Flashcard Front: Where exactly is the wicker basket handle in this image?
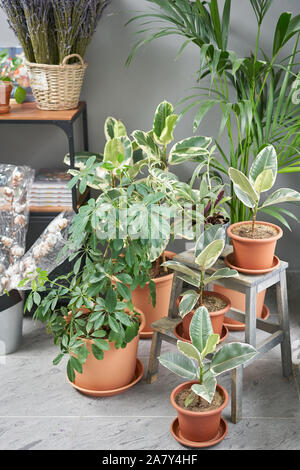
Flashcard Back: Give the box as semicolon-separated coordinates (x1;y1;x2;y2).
61;54;85;66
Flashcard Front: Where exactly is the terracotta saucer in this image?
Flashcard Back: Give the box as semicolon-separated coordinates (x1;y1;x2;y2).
225;252;280;275
224;304;270;331
67;358;144;397
174;322;228;344
140;331;153;339
171;417;228;448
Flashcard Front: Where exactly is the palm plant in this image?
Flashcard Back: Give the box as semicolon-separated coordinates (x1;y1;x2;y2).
127;0;300;225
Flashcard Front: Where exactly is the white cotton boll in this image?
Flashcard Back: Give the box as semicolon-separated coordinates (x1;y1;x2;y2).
11;246;25;258
3;187;14;199
58;218;68;230
11;170;24;186
45;233;58;246
15;214;26;226
0;263;5;273
14;203;27;214
23;257;36;270
9;274;21;290
1;236;13;248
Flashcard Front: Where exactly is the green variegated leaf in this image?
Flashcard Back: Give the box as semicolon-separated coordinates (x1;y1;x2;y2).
195;224;226;256
189;307;213;353
228;167;258;208
176;273;201;288
103;138;125;166
250;145;277;188
153;101;174;141
104;117;127;140
204;268;238;286
179;290;200;318
132;130;160;159
211;342;257;375
149;237;169;262
169;136;212;165
64;152;103;169
159;114;178;145
191;373;217;403
161;261;201;283
260;188;300;209
195;239;224;269
158;351;197;380
177;340;203;366
254;169;274;194
201;334;220;358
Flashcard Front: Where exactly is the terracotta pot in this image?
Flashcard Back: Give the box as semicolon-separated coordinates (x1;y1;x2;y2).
213;285;266;318
131;251;175;338
0;81;13;114
71;308;145;392
227;221;283;271
177;291;231;339
170;381;229;442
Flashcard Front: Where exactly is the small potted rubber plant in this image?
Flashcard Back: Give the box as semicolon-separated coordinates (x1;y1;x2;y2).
0;49;26;114
228;145;300;271
162;224;238;340
159;306;257;446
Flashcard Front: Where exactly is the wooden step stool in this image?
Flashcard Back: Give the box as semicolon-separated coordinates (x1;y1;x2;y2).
146;247;293;423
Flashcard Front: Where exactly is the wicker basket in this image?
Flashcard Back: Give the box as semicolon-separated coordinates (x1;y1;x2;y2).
25;54;88;111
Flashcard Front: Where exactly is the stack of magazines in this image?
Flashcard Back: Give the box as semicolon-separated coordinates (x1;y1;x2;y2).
29;170;73;212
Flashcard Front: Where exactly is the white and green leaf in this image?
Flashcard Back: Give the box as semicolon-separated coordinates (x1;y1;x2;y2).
191;373;217;404
228;167;259;208
158;351;197;380
189;306;214;353
179;290;200;318
195;239;224;269
211;342;257;375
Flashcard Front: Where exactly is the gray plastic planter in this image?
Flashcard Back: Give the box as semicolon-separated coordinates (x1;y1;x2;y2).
0;290;24;355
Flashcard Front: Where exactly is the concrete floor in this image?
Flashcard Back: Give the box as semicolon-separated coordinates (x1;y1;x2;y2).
0;289;300;450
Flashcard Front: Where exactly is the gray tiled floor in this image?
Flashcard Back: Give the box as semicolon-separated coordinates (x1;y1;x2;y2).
0;289;300;450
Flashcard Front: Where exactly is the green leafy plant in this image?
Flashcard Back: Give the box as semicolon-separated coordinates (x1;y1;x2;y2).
132;100;213;170
228;145;300;234
162;224;237;318
127;1;300;224
0;49;27;103
159;306;257;404
22;267;142;383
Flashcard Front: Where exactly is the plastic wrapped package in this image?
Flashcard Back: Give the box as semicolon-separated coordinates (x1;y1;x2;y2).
0;165;35;272
0;210;75;294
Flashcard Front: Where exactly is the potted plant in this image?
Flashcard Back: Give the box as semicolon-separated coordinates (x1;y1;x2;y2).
67;101;215;338
159;306;257;447
162;224;237;340
0;49;27;113
227;145;300;272
0;0;111;110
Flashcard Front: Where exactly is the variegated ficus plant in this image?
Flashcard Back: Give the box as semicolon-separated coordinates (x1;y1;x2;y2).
159;306;257;405
162;224;237;319
229;145;300;234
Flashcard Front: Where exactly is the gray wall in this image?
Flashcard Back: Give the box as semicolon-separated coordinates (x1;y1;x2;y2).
0;0;299;268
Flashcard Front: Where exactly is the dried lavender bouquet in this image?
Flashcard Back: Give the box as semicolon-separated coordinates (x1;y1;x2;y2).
0;0;111;65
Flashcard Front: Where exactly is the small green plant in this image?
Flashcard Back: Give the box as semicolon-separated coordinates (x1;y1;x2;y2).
159;306;257;405
162;224;237;318
228;145;300;235
0;49;26;103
